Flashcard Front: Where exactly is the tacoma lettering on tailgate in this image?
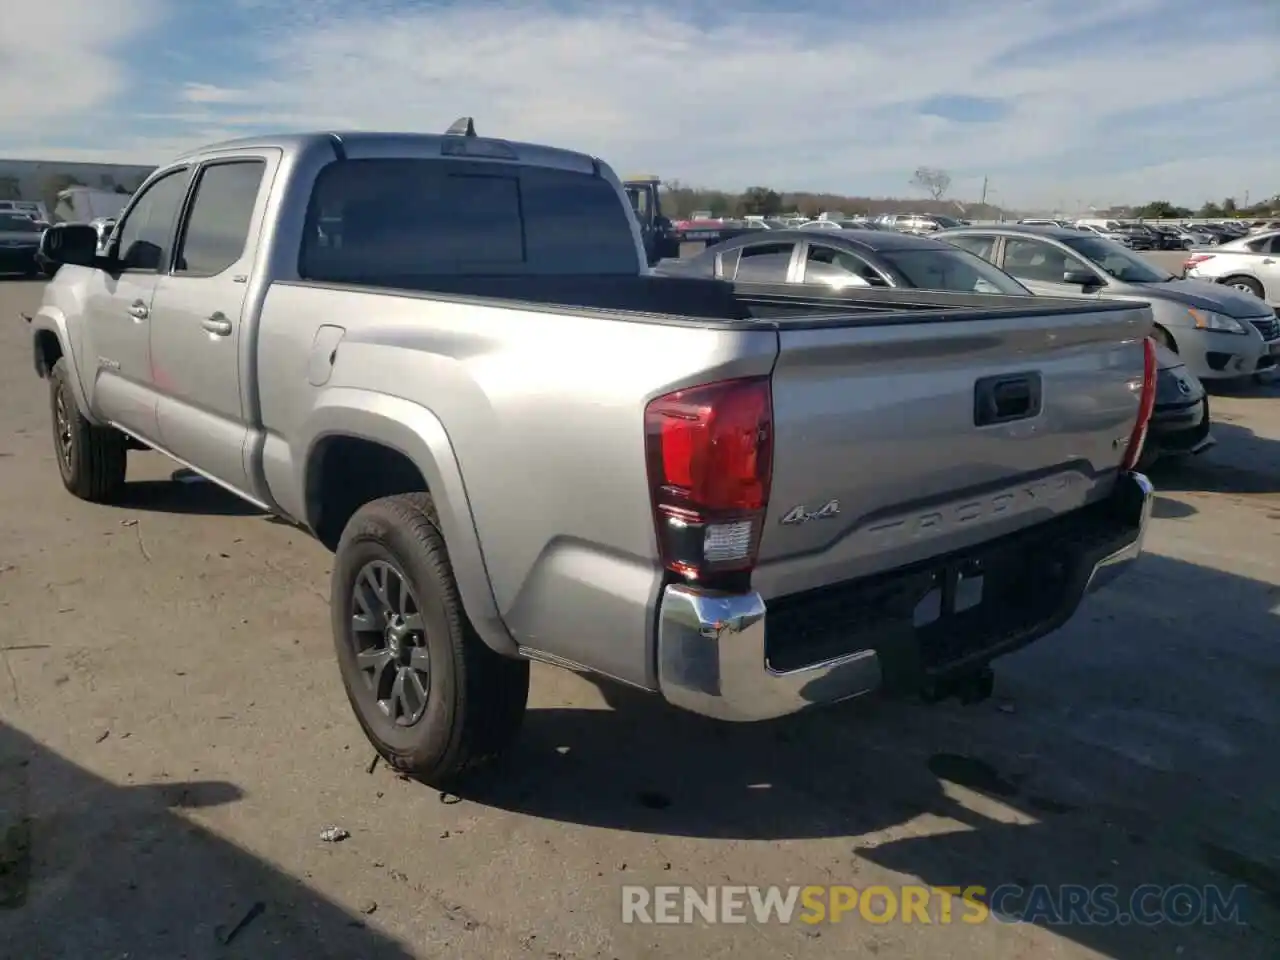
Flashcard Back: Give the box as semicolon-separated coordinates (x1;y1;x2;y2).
861;474;1082;552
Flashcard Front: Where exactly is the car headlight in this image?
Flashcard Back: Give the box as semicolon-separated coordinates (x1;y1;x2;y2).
1187;307;1248;334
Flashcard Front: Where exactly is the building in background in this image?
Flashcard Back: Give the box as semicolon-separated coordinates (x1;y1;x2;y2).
0;159;156;220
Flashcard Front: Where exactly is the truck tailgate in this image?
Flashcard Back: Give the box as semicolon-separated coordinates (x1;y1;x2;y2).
753;301;1152;601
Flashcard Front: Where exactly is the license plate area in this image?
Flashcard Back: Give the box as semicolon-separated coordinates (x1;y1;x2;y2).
912;560;986;627
763;496;1133;679
911;541;1072;673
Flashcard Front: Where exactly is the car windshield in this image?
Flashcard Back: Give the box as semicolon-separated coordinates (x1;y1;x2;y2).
1061;235;1174;282
878;247;1031;295
930;215;961;228
0;214;39;233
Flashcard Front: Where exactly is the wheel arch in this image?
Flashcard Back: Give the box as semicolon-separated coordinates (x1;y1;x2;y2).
31;310;102;424
300;391;517;657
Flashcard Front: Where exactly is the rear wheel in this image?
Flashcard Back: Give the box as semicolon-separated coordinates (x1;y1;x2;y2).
1223;275;1264;299
49;358;128;502
331;492;529;786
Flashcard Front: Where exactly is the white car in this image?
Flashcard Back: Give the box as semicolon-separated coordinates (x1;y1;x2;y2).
1183;229;1280;309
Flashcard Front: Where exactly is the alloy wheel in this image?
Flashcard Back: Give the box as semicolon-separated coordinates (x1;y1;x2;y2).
350;560;431;726
54;386;73;471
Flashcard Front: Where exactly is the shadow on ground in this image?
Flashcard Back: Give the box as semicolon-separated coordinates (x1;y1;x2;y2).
1151;495;1197;519
1149;421;1280;496
110;469;264;517
456;553;1280;959
0;723;413;959
1205;373;1279;400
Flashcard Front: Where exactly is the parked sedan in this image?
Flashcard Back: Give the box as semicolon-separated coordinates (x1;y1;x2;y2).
1182;229;1280;309
937;224;1280;381
1142;343;1215;469
0;213;42;276
650;228;1033;294
1170;226;1217;249
1076;223;1136;247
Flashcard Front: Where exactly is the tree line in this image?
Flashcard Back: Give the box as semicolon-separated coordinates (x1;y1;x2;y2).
659;181;1005;221
1128;196;1280;220
657;162;1278;222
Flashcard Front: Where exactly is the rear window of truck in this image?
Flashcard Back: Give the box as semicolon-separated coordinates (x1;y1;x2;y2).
298;158;641;282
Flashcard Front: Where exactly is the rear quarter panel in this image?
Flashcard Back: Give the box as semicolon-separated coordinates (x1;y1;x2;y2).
255;283;778;688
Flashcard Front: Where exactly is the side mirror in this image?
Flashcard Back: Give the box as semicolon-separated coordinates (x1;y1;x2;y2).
1063;268;1100;286
38;223;101;268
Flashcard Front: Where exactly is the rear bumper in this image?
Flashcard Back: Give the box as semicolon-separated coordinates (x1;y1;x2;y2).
1148;396;1215;458
656;471;1154;722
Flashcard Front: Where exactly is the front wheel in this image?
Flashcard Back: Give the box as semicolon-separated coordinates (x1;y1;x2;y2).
1223;275;1264;299
331;493;529;786
49;358;128;502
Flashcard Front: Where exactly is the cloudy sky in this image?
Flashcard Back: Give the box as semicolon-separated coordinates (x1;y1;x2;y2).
1;0;1276;207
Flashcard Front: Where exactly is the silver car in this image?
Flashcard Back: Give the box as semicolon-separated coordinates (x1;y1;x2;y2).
1182;229;1280;309
938;224;1280;381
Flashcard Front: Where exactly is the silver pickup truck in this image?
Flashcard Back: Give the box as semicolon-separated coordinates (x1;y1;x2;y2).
29;123;1157;785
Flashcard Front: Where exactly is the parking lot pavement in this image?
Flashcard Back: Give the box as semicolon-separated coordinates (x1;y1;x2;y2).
2;277;1279;959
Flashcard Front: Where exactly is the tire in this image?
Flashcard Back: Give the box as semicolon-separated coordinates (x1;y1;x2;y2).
1222;275;1264;299
49;358;128;502
331;492;529;785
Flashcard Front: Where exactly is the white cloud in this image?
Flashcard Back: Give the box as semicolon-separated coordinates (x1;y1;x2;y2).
0;0;159;131
180;82;247;104
1;0;1276;208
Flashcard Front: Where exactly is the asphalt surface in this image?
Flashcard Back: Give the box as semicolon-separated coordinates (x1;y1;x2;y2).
1;276;1278;960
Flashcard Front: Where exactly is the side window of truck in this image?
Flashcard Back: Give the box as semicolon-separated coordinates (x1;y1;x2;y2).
113;170;190;273
174;160;266;277
733;242;795;282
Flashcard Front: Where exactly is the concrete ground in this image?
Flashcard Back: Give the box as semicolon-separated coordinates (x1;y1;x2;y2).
1;276;1278;960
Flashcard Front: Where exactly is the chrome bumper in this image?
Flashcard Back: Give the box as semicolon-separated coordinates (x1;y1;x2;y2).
656;471;1154;722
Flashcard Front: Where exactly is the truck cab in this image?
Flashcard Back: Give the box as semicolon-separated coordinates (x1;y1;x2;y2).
623;175;677;265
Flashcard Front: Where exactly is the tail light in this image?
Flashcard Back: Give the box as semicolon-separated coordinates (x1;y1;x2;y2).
1119;337;1158;472
1183;253;1214;269
644;376;773;581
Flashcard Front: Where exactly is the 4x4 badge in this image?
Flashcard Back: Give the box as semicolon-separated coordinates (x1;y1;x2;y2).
780;500;840;525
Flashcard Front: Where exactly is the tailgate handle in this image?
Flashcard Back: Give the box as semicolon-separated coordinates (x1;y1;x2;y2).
974;373;1041;426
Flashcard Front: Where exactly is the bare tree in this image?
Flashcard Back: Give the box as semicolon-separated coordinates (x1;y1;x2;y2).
910;166;951;201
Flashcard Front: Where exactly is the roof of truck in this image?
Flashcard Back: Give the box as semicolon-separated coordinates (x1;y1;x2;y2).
169;131;601;175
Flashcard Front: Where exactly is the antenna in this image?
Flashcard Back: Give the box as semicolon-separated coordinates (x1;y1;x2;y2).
445;117;476;137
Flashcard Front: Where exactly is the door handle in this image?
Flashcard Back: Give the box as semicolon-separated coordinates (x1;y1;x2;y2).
201;313;233;336
128;302;148;320
974;372;1042;426
1263;258;1276;264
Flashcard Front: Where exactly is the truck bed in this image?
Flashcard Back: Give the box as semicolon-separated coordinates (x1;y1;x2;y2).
288;272;1134;328
260;274;1151;658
